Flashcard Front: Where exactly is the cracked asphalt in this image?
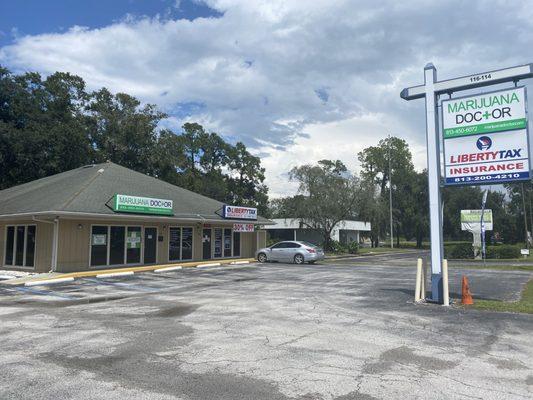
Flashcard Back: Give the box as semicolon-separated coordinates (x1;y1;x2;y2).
0;255;532;399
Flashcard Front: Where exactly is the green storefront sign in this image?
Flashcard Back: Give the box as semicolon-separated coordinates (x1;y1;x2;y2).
113;194;173;215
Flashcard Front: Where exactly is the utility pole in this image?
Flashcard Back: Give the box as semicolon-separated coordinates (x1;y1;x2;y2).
388;134;393;249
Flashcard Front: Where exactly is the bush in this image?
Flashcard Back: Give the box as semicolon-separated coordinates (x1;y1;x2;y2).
346;241;359;254
329;240;347;254
444;243;474;259
486;244;521;259
445;243;522;259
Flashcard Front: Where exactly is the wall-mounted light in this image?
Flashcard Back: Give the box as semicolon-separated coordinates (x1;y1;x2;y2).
77;224;83;230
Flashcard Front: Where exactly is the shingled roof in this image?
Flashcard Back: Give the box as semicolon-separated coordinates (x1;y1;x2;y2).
0;162;270;223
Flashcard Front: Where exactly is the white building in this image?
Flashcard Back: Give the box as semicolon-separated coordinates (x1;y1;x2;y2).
265;218;371;245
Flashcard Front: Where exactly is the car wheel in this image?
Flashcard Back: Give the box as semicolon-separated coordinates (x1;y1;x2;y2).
257;253;268;263
294;254;304;264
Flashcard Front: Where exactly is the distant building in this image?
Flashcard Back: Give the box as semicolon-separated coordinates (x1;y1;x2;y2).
265;218;371;246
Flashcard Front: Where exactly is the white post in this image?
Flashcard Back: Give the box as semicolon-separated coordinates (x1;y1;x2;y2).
442;259;449;306
415;258;422;302
51;218;59;272
424;63;444;303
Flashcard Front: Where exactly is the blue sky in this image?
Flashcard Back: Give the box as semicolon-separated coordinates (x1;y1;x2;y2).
1;1;533;197
0;0;221;46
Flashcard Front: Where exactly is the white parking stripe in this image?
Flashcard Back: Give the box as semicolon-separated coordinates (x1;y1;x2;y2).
96;271;134;278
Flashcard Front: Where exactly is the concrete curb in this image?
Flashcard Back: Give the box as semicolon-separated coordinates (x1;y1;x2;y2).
25;277;75;287
1;258;257;286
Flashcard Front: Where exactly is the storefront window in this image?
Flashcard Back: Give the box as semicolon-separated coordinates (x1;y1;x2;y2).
90;226;108;266
224;228;232;257
182;227;193;260
4;225;36;268
214;228;222;258
109;226;125;265
4;226;14;265
25;226;36;267
126;227;142;264
233;232;241;257
169;227;193;261
15;226;25;266
169;227;181;261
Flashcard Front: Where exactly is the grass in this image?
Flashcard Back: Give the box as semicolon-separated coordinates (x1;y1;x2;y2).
449;264;533;271
358;247;412;254
469;279;533;314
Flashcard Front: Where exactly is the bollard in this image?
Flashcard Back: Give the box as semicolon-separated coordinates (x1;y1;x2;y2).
415;258;422;302
442;259;449;306
420;259;426;300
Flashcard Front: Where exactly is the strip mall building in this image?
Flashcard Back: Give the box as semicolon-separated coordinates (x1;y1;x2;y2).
0;162;270;273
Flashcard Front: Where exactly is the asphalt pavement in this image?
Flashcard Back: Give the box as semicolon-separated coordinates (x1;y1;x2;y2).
0;254;531;399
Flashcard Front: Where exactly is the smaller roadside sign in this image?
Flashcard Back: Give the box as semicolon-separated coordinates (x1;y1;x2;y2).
461;209;493;232
233;223;255;232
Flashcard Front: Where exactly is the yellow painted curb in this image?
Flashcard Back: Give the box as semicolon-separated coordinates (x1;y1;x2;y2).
3;258;256;285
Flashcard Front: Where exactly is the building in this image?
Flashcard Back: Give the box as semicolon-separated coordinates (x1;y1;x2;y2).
0;162;270;273
265;218;371;246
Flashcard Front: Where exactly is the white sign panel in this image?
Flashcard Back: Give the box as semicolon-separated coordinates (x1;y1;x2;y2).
223;205;258;220
461;210;493;232
444;129;529;185
443;87;526;138
443;87;530;186
233;223;255;232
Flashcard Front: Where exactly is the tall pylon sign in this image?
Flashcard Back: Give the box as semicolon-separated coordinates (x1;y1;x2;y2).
401;63;533;303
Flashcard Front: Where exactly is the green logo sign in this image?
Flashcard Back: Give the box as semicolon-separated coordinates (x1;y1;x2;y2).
442;87;526;139
113;194;173;215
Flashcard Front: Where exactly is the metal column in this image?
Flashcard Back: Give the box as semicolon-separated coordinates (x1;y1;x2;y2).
424;64;443;302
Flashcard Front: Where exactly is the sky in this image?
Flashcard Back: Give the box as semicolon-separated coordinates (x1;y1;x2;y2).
1;0;533;197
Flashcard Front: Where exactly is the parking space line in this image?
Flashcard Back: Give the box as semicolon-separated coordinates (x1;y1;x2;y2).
10;286;76;300
82;278;161;292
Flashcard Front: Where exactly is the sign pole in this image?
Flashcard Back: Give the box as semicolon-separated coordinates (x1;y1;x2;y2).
401;62;533;304
424;63;444;303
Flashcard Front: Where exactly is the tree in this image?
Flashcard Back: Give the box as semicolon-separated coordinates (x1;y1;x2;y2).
288;160;362;250
0;65;270;211
226;142;269;214
357;136;415;246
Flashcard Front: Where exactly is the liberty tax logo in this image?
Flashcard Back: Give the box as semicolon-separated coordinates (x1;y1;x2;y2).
476;136;492;151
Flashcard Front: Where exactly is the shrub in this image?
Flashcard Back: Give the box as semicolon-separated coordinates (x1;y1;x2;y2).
346;241;359;254
329;240;347;254
444;243;474;259
487;244;521;259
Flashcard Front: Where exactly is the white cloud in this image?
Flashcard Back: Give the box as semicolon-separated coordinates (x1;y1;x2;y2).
2;0;533;196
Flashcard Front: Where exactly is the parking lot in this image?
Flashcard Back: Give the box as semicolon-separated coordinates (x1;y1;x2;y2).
1;256;532;400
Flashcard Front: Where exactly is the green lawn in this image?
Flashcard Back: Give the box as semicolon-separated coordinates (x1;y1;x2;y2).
468;279;533;314
449;264;533;272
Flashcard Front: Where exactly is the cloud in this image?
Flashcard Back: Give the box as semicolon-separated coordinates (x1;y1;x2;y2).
1;0;533;196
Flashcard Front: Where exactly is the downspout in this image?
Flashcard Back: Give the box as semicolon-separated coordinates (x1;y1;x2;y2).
32;216;59;272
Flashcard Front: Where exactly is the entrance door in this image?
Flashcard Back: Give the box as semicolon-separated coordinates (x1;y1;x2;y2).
144;227;157;264
202;229;212;260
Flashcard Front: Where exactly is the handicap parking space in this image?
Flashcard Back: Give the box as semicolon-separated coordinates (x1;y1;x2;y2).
0;262;261;306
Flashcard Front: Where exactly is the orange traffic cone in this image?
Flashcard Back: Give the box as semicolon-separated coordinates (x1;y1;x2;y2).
461;276;474;305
